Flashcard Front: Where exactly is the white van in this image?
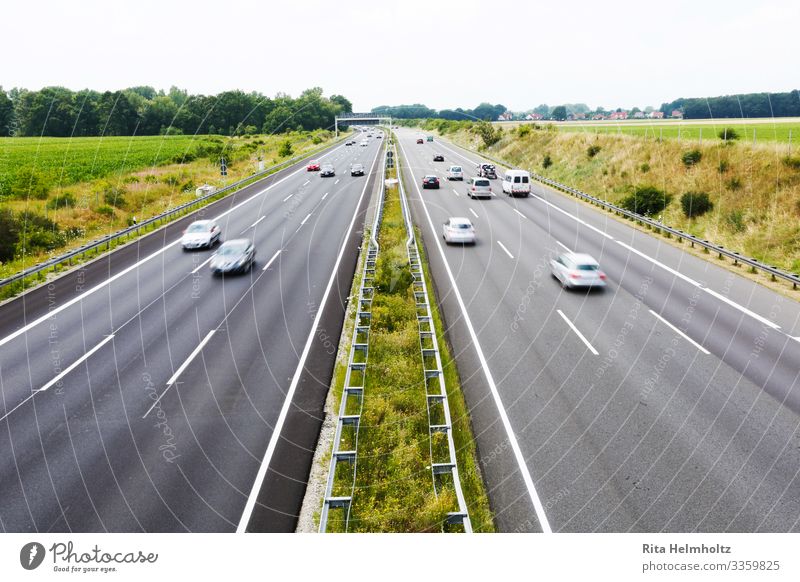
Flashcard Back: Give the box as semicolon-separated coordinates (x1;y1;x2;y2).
502;170;531;197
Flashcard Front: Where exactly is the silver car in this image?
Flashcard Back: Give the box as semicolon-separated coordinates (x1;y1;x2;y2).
442;217;476;245
446;165;463;180
181;220;221;250
210;239;256;275
467;177;492;199
550;252;607;289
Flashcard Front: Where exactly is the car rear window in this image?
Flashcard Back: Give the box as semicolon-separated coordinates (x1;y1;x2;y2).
578;264;599;270
475;179;490;187
451;167;461;172
454;223;472;229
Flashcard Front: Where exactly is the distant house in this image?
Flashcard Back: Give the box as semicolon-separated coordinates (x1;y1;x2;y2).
525;113;543;121
608;111;628;120
649;111;665;119
670;109;683;119
573;112;586;120
633;111;645;119
592;113;607;120
497;112;514;121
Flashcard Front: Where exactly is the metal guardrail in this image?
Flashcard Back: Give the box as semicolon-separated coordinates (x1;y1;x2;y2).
446;142;800;290
0;135;350;292
319;140;387;532
394;141;472;532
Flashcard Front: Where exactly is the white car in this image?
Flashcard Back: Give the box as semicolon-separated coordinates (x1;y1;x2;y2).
550;252;607;289
442;217;476;245
502;170;531;197
360;140;369;147
446;165;463;180
181;220;221;250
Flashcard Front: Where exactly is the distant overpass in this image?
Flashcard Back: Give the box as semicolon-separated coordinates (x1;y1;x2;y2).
335;112;392;135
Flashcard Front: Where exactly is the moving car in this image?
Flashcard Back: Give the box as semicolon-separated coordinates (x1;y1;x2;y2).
426;135;434;142
467;177;492;199
416;138;424;144
433;153;444;162
307;160;320;171
502;170;531;197
477;163;497;179
446;165;463;180
181;220;221;250
351;163;365;176
345;141;354;146
210;239;256;275
549;252;607;289
321;164;335;177
442;217;475;245
360;140;369;147
422;175;440;189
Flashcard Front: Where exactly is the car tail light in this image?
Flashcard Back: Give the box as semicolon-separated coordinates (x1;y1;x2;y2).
599;272;607;280
569;272;581;279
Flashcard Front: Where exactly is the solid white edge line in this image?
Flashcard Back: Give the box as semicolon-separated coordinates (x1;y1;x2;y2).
38;334;116;392
648;309;710;355
190;255;214;274
703;287;781;330
236;137;382;533
615;239;700;287
142;329;216;419
397;137;553;533
556;241;571;252
261;249;282;271
0;141;350;350
497;240;515;259
557;309;600;356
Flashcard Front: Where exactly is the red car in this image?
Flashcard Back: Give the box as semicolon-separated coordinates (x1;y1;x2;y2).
416;138;424;144
422;175;440;189
307;160;320;171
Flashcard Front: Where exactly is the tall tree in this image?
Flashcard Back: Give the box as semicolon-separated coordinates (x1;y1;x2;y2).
0;87;13;136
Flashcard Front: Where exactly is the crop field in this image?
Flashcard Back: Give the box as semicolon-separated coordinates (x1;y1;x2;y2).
554;119;800;145
0;135;231;198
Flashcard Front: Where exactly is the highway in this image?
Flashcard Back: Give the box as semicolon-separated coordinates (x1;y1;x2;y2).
396;128;800;532
0;134;383;532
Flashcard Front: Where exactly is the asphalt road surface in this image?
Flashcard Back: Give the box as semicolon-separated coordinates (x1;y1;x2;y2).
0;133;383;532
397;128;800;533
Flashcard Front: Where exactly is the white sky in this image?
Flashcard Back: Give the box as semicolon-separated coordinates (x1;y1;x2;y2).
1;0;797;112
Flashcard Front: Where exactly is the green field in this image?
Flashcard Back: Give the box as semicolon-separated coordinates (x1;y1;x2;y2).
554;119;800;145
0;135;230;197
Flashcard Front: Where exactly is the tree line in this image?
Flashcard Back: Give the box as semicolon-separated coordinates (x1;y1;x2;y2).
0;86;353;137
371;102;508;121
660;90;800;119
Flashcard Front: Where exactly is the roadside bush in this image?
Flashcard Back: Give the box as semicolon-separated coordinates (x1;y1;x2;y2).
144;174;158;183
17;212;66;253
725;177;742;191
639;162;650;173
717;160;730;173
516;124;531;138
95;205;115;217
783;156;800;170
475;122;501;148
102;184;127;208
311;135;323;145
46;192;77;210
681;149;703;167
123;175;140;184
0;208;19;262
161;174;181;186
680;191;714;218
725;210;746;233
181;180;196;193
278;139;293;157
719;128;740;142
542;154;553;169
620;186;672;216
587;145;601;158
11;169;50;200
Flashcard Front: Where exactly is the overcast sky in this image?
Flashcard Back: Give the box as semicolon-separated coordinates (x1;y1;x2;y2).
2;0;796;112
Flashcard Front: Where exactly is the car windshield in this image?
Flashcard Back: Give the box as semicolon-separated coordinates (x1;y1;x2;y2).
219;245;246;256
187;223;208;233
577;264;599;270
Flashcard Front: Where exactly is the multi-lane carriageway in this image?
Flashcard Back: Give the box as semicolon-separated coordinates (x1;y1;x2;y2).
0;135;383;532
1;125;799;533
396;128;800;533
